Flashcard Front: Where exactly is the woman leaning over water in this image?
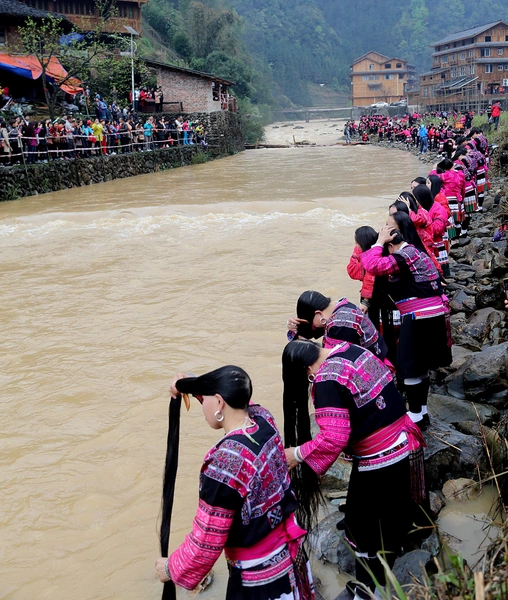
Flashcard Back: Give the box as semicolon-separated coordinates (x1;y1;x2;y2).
155;365;315;599
282;339;425;600
360;214;452;429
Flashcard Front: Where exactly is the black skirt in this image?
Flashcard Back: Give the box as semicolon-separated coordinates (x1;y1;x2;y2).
345;456;412;557
396;314;452;379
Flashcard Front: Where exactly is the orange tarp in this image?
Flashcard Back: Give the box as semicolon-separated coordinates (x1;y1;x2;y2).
0;53;83;94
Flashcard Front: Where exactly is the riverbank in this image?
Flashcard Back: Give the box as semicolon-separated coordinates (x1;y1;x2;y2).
0;110;244;201
306;134;508;599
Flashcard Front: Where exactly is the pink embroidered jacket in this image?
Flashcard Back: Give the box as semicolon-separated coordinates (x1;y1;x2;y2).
298;343;407;476
167;405;297;590
429;169;466;202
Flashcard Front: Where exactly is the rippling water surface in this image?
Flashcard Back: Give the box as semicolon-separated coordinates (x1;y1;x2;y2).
1;143;428;599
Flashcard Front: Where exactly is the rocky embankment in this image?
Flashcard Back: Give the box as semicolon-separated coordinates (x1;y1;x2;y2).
310;168;508;599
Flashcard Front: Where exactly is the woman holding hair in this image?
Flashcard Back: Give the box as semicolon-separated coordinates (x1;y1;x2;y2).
287;290;390;366
360;213;452;429
282;339;424;600
429;158;466;239
346;226;378;315
413;183;450;277
155;365;314;600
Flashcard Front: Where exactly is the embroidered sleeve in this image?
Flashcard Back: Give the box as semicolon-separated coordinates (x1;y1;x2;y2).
299;381;352;476
168;449;242;589
360;245;399;277
168;497;236;590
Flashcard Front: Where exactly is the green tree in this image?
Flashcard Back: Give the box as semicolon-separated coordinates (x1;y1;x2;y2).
17;0;113;120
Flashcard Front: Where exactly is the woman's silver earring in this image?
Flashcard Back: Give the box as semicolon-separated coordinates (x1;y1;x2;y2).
214;410;224;422
308;373;315;383
320;317;326;325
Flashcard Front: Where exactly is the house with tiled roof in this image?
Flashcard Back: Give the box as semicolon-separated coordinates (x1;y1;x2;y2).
420;20;508;111
349;50;415;107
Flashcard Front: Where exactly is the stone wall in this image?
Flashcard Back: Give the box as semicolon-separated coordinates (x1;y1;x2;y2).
0;111;243;201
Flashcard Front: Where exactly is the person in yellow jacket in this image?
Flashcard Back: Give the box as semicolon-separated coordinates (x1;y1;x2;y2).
92;118;104;154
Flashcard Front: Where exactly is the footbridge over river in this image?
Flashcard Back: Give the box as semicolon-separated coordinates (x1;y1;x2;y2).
273;106;353;122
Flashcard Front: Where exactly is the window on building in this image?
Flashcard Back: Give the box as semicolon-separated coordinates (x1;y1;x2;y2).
384;74;394;80
445;44;449;50
441;55;448;64
505;64;508;70
399;73;404;79
423;87;428;97
481;48;491;57
0;27;5;46
485;36;491;42
460;51;466;59
396;63;402;68
462;40;466;46
369;64;374;70
498;65;504;71
451;68;457;77
469;65;475;75
460;66;466;76
485;64;493;73
452;53;457;60
469;49;475;57
498;48;503;55
385;63;391;68
362;75;369;81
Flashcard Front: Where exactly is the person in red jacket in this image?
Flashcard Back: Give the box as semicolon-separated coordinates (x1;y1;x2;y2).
491;101;501;130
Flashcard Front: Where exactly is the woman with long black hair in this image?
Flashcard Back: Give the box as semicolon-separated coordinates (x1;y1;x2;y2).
282;339;424;600
286;290;389;362
360;214;452;429
155;365;314;600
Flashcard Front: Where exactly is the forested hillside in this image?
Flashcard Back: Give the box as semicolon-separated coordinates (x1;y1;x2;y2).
141;0;508;109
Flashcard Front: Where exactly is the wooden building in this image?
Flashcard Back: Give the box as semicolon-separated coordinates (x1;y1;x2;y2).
19;0;148;34
420;21;508;111
349;51;414;107
146;60;235;114
0;0;72;51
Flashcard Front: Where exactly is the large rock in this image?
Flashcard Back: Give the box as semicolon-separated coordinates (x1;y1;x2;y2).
462;342;508;406
460;307;506;345
428;393;499;426
454;421;508;472
307;512;356;574
442;478;480;501
423;420;483;489
475;282;506;309
392;549;432;587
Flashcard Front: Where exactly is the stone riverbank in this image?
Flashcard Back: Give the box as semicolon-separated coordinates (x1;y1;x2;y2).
0;110;244;201
312;140;508;600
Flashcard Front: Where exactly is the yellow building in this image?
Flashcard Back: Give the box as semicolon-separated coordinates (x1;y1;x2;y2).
350;50;413;107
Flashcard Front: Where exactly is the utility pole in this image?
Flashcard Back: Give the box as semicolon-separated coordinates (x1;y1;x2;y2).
124;26;139;113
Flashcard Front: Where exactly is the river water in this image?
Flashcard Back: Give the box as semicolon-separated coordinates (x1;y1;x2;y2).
1;134;486;600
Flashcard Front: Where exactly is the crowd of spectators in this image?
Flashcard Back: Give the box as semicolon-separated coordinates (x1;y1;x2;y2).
0;111;208;165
